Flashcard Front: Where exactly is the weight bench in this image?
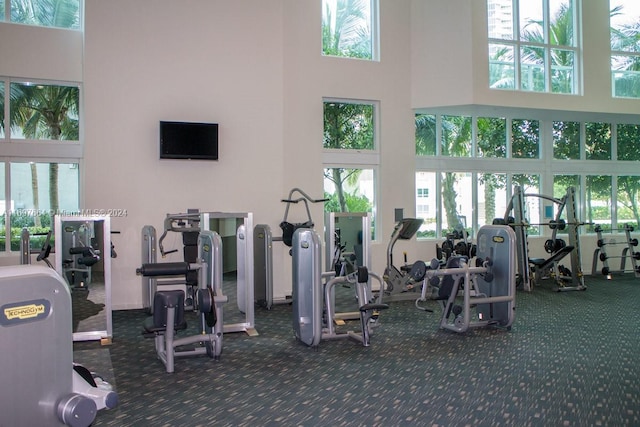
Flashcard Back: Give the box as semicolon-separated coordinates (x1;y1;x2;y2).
529;245;574;285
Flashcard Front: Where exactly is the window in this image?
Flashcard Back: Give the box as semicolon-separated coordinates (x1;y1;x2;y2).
415;172;437;238
585;122;611;160
322;0;378;60
610;0;640;98
415;111;640;238
586;175;612;232
512;119;539;158
617;123;640;160
487;0;579;94
477;117;507;158
323;99;379;239
3;0;81;29
0;78;81;253
553;121;580;159
442;116;472;157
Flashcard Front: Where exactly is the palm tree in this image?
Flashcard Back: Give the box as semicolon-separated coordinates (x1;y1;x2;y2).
610;6;640;98
322;0;371;59
10;83;79;217
10;0;79;28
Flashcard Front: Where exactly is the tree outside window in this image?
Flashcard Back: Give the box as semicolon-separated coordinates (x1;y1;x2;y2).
322;0;376;60
7;0;80;29
323;100;377;237
0;80;80;252
487;0;578;94
610;0;640;98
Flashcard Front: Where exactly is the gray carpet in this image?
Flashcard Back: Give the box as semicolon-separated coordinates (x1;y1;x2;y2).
77;274;640;426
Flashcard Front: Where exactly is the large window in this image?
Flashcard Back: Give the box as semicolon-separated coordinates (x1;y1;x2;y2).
0;78;81;252
2;0;81;29
610;0;640;98
322;0;378;60
323;99;378;239
487;0;579;94
416;112;640;238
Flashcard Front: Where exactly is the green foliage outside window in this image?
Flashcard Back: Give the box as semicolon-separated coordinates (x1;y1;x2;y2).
9;0;80;29
322;0;373;60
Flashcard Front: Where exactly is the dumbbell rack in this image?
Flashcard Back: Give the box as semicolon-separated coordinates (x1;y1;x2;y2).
591;224;640;278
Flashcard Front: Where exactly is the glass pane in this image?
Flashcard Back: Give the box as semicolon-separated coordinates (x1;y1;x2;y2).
617;123;640;160
519;0;543;41
489;44;516;89
513;174;541;234
487;0;514;40
549;0;574;46
477;117;507;158
415;172;437;238
10;0;80;29
612;57;640;98
553;174;580;232
0;162;4;252
512;119;539;158
617;176;640;229
0;0;4;22
322;0;373;60
415;114;436;156
323;101;374;150
553;120;580;159
10;82;80;141
610;0;640;52
586;175;612;233
479;173;508;226
441;172;473;236
324;167;376;239
585;122;611;160
521;45;545;91
551;49;574;93
441;115;472;157
10;162;79;251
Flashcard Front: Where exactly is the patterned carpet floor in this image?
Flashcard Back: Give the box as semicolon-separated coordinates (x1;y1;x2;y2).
77;274;640;427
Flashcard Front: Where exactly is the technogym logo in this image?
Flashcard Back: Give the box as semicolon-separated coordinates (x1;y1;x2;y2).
1;299;50;326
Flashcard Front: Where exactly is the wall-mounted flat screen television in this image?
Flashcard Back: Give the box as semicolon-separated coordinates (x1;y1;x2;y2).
160;121;219;160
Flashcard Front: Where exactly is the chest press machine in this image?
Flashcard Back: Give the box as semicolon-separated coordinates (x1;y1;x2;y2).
292;228;389;348
136;230;227;373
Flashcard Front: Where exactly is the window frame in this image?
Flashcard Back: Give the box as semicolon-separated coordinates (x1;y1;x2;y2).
323;98;380;240
321;0;380;61
487;0;581;95
0;77;83;253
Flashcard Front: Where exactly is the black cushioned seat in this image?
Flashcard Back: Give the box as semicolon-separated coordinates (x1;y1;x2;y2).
143;290;188;334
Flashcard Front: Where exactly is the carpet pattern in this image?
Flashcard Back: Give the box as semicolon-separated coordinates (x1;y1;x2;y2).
76;274;640;426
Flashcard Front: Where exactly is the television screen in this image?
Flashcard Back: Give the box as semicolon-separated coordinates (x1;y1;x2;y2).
160;121;219;160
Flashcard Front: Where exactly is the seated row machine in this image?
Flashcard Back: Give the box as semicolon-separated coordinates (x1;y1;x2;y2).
292;228;389;347
136;230;227;373
416;225;517;333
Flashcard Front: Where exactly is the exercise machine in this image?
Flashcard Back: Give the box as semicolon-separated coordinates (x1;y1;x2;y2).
292;228;388;347
137;230;227;373
382;217;428;302
499;186;586;292
0;265;118;426
254;188;327;309
141;210;256;336
416;225;516;333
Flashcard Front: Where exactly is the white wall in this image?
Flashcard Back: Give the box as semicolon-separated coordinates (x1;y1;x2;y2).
83;0;286;308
